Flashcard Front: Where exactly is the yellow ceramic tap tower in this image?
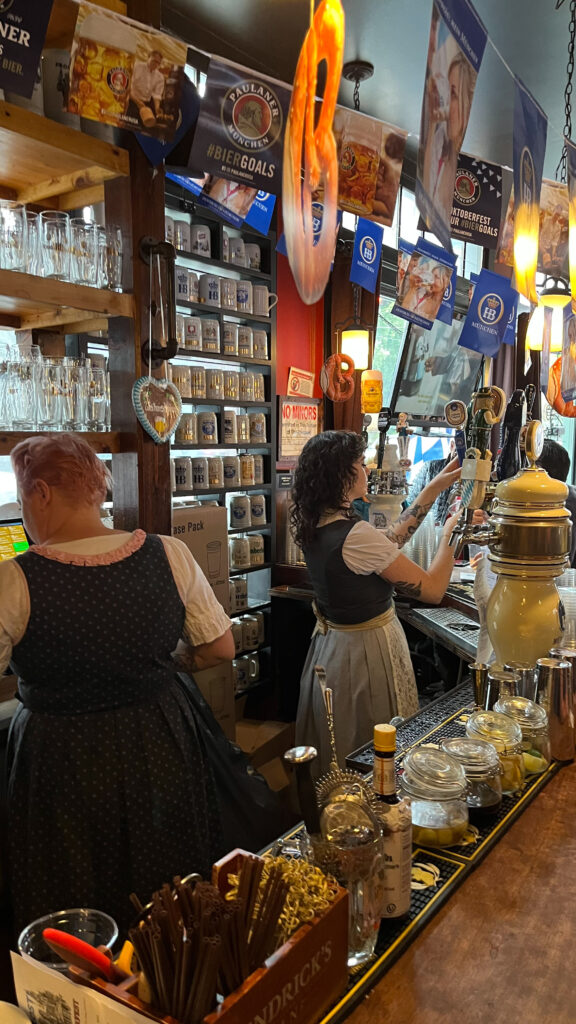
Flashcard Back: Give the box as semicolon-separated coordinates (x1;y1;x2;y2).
485;422;572;665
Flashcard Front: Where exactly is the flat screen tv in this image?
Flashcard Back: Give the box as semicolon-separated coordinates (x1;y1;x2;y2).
391;315;483;424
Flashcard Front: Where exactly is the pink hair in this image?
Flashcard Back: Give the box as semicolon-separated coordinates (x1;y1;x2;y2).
11;435;111;507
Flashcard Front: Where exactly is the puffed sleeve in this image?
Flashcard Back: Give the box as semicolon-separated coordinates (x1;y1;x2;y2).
159;535;232;645
0;560;30;672
341;520;400;575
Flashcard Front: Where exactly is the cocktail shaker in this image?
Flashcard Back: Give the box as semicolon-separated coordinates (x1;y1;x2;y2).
469;663;488;708
504;662;537;701
535;657;575;762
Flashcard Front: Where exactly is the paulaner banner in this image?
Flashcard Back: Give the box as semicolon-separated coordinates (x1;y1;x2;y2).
0;0;54;99
187;57;292;193
512;77;548;302
451;153;503;249
416;0;487;251
566;139;576;315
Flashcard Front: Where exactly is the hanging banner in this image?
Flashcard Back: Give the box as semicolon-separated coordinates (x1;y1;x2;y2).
277;202;341;259
416;0;487;251
68;2;186;138
349;218;384;293
458;268;517;357
567;139;576;315
137;76;200;166
397;239;414;295
561;307;576;402
0;0;54;99
187;57;291;193
512;78;548;302
502;288;519;345
332;106;407;226
436;271;457;324
243;191;276;235
451;153;503;248
497;179;569;279
392;237;457;329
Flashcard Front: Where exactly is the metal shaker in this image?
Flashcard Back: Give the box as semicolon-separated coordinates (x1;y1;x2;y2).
535;658;575;762
504;662;537;701
485;667;520;709
549;647;576;757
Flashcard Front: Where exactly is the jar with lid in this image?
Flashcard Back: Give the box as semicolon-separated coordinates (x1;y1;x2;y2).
399;746;468;847
440;737;502;824
493;696;550;775
465;710;526;794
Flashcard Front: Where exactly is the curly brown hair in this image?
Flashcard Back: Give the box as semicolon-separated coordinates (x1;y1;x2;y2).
290;430;366;549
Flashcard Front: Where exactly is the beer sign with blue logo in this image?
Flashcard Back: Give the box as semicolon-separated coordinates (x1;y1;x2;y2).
458;268;517;358
350;217;384;293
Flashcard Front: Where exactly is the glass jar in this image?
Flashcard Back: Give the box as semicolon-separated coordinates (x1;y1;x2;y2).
493;696;551;775
400;746;468;848
465;710;525;794
440;737;502;824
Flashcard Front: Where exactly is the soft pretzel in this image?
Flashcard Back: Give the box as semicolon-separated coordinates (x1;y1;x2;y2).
282;0;345;305
320;352;355;402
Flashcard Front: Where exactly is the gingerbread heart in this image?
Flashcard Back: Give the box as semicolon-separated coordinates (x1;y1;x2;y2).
132;376;182;444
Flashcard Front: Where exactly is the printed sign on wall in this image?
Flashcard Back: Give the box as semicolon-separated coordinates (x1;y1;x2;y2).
0;0;55;99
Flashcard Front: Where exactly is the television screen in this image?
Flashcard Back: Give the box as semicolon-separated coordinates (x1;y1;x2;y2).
0;518;29;561
391;316;482;424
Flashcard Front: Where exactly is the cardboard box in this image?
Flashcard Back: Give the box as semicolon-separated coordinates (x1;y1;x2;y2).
257;756;291;793
236;720;295;769
195;662;235;741
172;505;230;613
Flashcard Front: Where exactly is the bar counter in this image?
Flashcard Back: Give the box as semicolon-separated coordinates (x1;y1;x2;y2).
346;762;576;1024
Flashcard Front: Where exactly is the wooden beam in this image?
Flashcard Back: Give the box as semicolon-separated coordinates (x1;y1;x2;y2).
0;430;137;456
56;184;105;212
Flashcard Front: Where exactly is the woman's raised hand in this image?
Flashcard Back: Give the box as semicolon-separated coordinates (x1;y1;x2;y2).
430;455;461;495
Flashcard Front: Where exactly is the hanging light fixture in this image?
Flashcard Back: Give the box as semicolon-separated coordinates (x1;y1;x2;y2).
527;0;574;349
334;60;376;371
335;279;373;369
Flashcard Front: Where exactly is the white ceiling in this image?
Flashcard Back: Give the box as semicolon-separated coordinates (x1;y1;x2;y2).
163;0;574;179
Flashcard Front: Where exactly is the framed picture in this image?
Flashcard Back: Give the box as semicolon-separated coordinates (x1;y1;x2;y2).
277;396;321;463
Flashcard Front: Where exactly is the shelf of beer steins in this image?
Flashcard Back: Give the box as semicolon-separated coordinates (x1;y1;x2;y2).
176;347;272;367
180;398;272;409
177;298;273;327
173;484;272;497
259;679;562;1024
171;443;272;451
175;247;273;282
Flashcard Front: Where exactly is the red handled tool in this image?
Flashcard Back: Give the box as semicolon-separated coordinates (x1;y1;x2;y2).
42;928;127;982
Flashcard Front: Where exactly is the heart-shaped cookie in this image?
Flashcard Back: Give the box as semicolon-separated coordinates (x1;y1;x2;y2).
132;376;182;443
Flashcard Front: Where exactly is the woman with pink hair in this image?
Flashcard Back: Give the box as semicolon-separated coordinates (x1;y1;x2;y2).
1;435;234;934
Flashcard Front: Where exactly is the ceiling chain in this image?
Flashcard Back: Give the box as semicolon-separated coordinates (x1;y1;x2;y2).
556;0;576;180
353;78;361;111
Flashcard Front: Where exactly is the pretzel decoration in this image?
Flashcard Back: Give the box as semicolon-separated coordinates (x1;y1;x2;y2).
282;0;345;305
320;352;355;402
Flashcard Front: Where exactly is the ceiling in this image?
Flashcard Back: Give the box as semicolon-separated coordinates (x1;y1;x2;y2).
163;0;573;180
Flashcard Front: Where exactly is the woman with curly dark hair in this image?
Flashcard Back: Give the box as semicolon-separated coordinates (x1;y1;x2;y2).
291;430;461;771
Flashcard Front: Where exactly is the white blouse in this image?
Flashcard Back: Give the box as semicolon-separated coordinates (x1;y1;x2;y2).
319;516;400;575
0;530;231;675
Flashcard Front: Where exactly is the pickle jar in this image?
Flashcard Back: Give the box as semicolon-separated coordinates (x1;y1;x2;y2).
465;710;525;794
440;737;502;824
399;746;468;848
493;696;551;776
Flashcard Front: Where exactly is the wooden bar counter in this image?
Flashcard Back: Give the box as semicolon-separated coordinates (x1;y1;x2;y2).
347;763;576;1024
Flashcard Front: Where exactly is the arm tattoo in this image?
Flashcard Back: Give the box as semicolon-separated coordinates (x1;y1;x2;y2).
383;501;434;549
394;579;423;599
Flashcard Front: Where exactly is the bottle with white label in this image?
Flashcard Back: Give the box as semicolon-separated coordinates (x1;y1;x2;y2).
372;723;412;920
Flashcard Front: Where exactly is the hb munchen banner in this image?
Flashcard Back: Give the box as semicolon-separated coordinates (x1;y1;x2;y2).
187;57;292;194
512;77;548;303
416;0;487;251
0;0;55;99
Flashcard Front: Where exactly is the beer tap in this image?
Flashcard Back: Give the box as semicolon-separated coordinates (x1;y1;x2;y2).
494;389;527;481
450;385;506;558
376;407;391;470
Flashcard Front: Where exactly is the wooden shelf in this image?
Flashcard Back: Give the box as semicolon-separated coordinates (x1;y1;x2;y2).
0;101;129;205
0;430;137;456
0;270;133;330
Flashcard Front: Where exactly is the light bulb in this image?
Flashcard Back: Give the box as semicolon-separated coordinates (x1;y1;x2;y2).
340;329;371;370
550;306;564;352
526;305;545;351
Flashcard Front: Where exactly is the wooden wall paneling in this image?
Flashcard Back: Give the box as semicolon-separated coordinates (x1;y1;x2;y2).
105;141;171;535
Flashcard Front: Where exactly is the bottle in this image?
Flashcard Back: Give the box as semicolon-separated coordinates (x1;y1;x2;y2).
372;723;412;920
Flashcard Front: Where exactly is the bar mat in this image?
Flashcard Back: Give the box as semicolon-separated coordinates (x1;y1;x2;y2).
271;680;561;1024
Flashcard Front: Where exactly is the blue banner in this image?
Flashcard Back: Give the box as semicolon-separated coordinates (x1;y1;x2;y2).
512;78;548;302
392;237;457;329
416;0;487;250
458;268;517;358
451;153;503;249
277;202;341;259
243;190;276;234
138;77;200;167
349;218;384;293
0;0;55;100
436;270;457;324
503;288;519;345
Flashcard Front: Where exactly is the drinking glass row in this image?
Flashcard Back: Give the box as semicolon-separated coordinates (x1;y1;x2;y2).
0;202;123;291
0;352;110;432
